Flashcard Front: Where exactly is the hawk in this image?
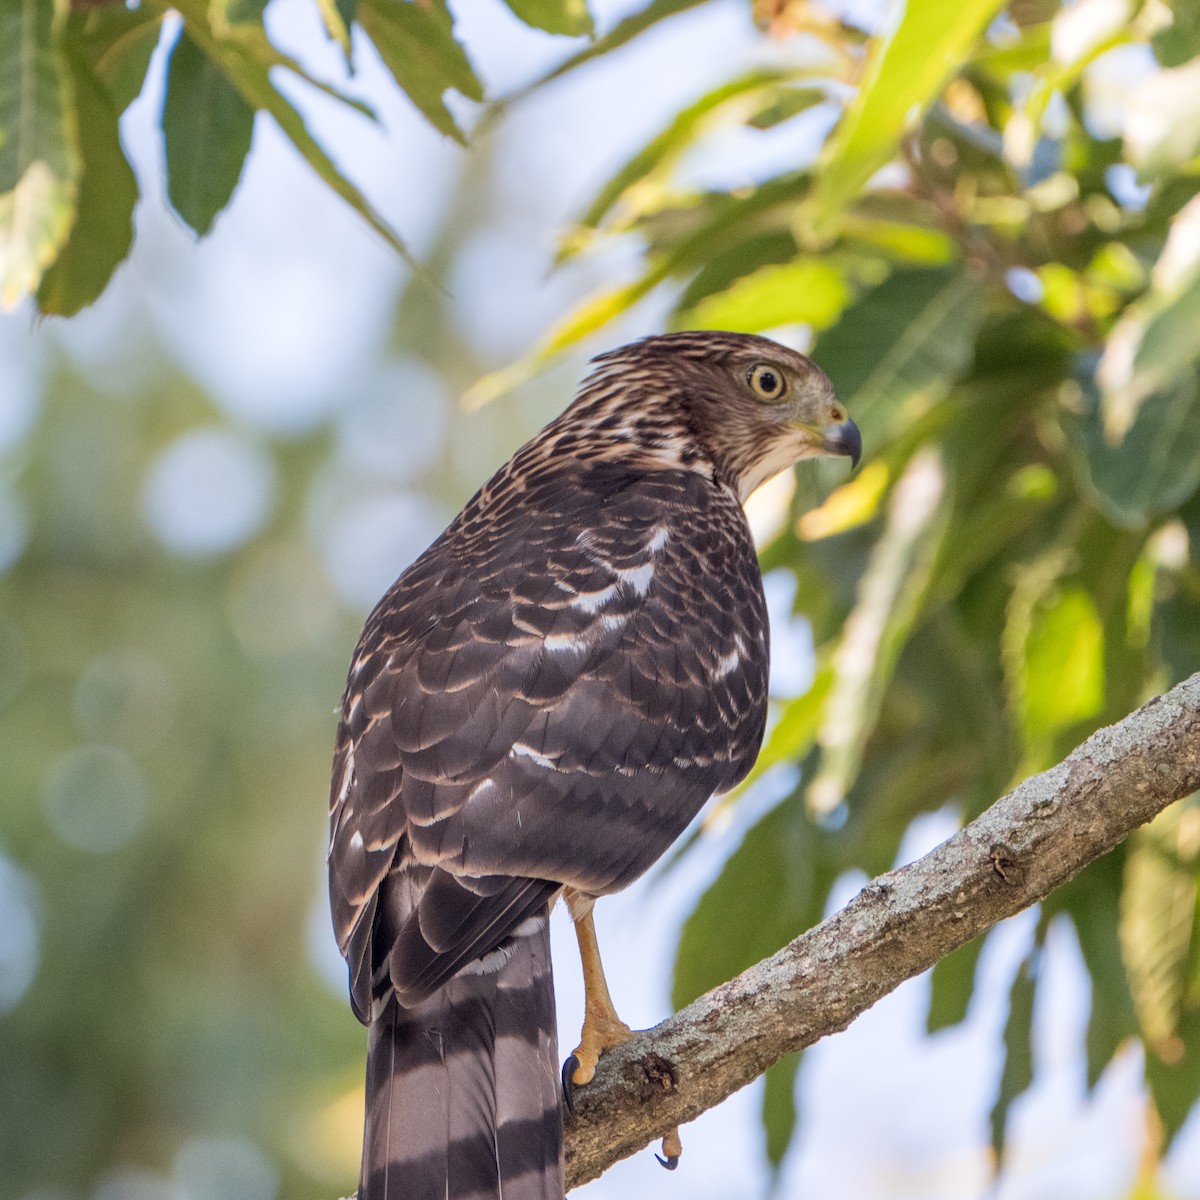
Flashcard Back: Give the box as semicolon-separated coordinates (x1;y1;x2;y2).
328;331;860;1200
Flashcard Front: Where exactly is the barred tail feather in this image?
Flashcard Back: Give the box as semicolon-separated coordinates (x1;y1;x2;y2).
360;912;563;1200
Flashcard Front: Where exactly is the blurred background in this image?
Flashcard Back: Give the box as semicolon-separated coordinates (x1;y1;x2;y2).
2;1;1200;1198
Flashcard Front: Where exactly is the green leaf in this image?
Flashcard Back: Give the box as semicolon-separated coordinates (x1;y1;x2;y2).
1146;1001;1200;1146
680;258;849;334
1052;855;1139;1089
155;0;411;264
1120;800;1200;1054
991;952;1037;1158
502;0;593;36
163;30;256;237
804;0;1006;235
73;5;162;113
0;0;78;310
810;267;985;448
357;0;482;144
927;931;986;1032
1006;582;1105;762
672;798;837;1009
1153;0;1200;66
807;447;949;814
1067;371;1200;531
762;1053;801;1171
36;22;137;315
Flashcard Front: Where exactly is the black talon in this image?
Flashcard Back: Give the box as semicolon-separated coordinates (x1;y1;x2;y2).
561;1055;579;1115
655;1154;679;1170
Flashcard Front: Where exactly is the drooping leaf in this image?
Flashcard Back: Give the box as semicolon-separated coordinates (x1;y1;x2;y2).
37;21;137;315
1146;1002;1200;1146
154;0;411;263
927;931;987;1033
502;0;593;36
357;0;482;144
163;30;256;237
73;4;162;113
762;1053;802;1172
1120;800;1200;1055
804;0;1006;235
990;951;1037;1158
808;448;950;815
680;258;848;334
0;0;78;310
810;267;986;447
1050;855;1139;1089
672;797;838;1010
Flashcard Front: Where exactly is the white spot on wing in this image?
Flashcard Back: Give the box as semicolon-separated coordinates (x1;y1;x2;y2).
544;632;590;654
569;582;620;613
510;742;556;770
617;561;654;595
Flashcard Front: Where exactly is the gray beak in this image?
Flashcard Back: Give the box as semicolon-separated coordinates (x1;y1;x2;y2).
823;418;862;470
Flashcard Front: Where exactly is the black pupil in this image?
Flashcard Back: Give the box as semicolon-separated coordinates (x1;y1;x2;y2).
757;369;778;394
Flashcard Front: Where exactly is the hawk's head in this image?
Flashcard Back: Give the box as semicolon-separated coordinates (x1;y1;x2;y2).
577;331;860;501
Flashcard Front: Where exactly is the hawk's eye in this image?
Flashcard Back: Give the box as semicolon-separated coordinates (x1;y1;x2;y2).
748;364;787;401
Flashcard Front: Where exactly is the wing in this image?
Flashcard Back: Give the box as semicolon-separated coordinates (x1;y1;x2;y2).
329;460;768;1018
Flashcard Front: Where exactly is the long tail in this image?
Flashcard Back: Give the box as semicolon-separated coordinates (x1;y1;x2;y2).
360;910;564;1200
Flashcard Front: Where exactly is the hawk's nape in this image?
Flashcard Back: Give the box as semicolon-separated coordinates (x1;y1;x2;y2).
327;331;861;1200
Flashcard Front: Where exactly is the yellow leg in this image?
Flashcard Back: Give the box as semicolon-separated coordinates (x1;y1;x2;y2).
563;899;682;1169
568;906;632;1087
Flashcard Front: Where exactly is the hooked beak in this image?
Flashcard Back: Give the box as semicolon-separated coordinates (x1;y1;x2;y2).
822;418;862;471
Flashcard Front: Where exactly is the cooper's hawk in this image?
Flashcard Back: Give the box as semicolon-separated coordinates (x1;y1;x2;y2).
328;331;860;1200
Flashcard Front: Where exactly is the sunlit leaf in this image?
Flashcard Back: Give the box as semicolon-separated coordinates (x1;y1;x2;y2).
808;448;949;815
680;258;848;334
163;30;255;237
37;21;137;315
357;0;482;144
0;0;77;310
1026;586;1103;734
502;0;593;36
804;0;1006;235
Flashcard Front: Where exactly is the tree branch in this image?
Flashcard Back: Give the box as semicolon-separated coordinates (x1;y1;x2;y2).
562;673;1200;1187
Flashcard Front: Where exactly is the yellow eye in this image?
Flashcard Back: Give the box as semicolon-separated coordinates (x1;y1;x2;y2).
748;363;788;401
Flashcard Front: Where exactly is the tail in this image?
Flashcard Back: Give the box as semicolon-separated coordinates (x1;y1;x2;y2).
360;911;564;1200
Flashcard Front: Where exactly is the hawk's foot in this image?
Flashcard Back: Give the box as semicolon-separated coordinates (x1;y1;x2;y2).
655;1127;682;1169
